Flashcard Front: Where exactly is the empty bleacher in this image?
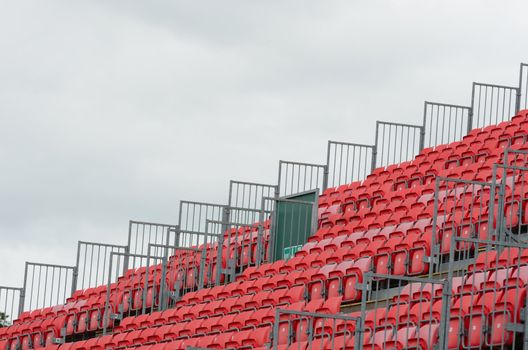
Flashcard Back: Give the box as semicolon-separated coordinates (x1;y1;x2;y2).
1;63;528;350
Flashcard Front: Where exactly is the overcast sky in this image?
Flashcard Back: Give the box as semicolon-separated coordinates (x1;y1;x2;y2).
0;1;527;288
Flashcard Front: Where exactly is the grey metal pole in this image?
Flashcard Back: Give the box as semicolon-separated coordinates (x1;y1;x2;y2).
321;165;329;192
20;262;29;313
373;121;380;169
517;63;524;113
277;160;283;197
124;220;132;273
468;82;476;132
71;241;81;294
272;309;280;350
418;125;425;152
256;196;266;267
324;141;331;188
103;253;114;335
429;178;440;279
489;165;499;241
422;101;428;148
439;229;456;350
357;272;369;350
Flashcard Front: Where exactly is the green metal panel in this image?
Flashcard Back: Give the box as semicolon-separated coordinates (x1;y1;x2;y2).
272;192;317;261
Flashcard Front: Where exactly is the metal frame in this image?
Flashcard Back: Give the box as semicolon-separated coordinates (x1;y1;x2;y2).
272;309;361;350
228;180;278;210
127;220;178;257
470;81;520;130
178;200;228;240
278;160;327;196
143;243;205;312
171;226;224;289
503;148;528;166
102;251;166;334
205;219;246;284
446;236;528;350
519;63;528;111
423;101;471;148
374;120;424;168
326;140;375;187
21;262;75;312
265;191;318;262
74;240;128;291
430;176;500;277
0;286;23;323
492;162;528;242
360;272;450;350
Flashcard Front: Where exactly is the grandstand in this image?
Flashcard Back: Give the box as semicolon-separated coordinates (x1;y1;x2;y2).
1;62;528;349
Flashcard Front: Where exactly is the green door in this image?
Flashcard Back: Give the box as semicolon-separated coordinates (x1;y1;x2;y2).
271;191;318;261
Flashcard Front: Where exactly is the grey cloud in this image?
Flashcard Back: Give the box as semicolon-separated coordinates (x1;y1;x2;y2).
0;0;527;288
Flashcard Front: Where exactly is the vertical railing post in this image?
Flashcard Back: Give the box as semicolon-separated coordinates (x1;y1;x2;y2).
517;63;523;113
277;160;283;197
373;121;380;168
321;164;328;192
221;206;230;282
71;241;81;294
159;253;168;310
103;252;114;335
429;177;440;278
489;165;499;241
198;244;206;290
272;309;280;350
20;262;29;313
469;82;476;132
70;267;77;297
418;125;425;152
357;272;369;350
123;220;132;273
256;197;266;267
323;141;331;190
421;101;428;148
15;288;23;318
439;223;457;350
524;285;528;348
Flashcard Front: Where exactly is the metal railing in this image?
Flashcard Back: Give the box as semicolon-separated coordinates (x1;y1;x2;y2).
360;273;449;350
519;63;528;110
430;177;500;276
205;219;254;284
470;82;520;130
423;101;471;148
21;262;75;312
74;241;128;290
445;236;528;350
144;243;206;312
278;160;327;196
374;121;424;168
272;309;360;349
326;141;375;188
178;200;228;237
228;180;278;211
127;221;178;262
102;251;166;333
0;286;23;324
492;163;528;241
